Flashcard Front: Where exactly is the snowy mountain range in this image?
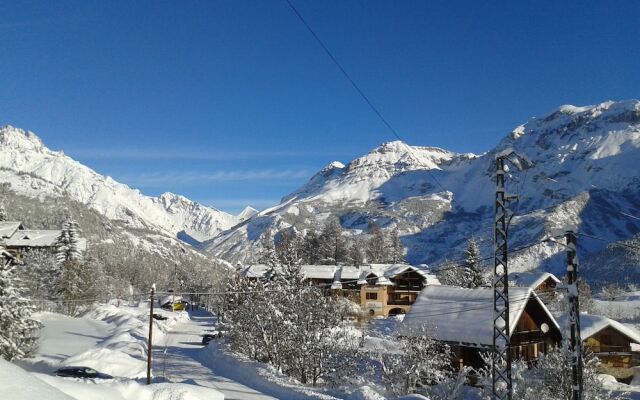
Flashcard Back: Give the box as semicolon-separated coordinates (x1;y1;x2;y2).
0;125;252;242
1;100;638;286
204;100;640;284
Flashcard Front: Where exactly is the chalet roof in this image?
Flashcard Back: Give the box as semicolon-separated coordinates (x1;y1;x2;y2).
556;314;640;344
239;263;440;288
0;221;23;239
401;285;560;347
509;271;560;289
4;229;87;251
357;264;439;286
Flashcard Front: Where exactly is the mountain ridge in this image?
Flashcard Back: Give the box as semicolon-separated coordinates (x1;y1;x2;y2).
0;125;244;242
204;99;640;285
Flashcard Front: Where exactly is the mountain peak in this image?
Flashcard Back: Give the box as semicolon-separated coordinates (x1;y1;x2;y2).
238;206;258;221
0;125;46;152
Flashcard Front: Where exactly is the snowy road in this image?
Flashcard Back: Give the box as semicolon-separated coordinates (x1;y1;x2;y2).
155;310;278;400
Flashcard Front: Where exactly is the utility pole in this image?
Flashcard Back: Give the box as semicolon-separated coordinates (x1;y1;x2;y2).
565;231;583;400
492;155;512;400
147;284;155;385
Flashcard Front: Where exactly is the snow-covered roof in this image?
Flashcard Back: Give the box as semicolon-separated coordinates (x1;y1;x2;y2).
4;229;87;251
556;314;640;344
159;295;184;306
0;221;23;239
357;264;439;286
509;271;560;289
401;285;559;347
240;263;439;288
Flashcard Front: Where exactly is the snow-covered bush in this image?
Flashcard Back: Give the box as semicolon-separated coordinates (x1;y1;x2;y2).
224;265;360;386
368;326;453;397
0;249;41;360
476;348;618;400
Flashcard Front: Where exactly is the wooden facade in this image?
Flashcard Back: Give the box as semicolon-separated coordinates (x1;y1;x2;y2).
451;300;561;370
584;327;635;369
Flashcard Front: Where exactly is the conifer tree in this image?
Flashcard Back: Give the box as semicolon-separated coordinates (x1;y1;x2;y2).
55;216;83;264
366;221;386;263
463;237;485;288
349;239;365;266
0;247;41;360
318;219;348;265
387;227;406;264
258;230;279;267
0;203;7;222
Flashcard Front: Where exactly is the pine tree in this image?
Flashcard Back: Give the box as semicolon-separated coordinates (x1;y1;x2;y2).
366;221;386;263
18;249;60;300
463;237;485;288
349;239;365;266
318;219;348;265
258;230;279;267
387;227;406;263
55;216;83;264
0;203;7;222
0;248;41;360
275;230;304;267
301;229;321;264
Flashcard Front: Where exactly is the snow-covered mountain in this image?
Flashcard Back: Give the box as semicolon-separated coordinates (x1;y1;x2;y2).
0;125;243;242
205;100;640;284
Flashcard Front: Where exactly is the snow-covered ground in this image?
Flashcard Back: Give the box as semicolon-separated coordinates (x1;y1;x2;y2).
10;303;225;400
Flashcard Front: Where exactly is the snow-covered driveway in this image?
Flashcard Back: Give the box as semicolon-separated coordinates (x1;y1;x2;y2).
156;310;278;400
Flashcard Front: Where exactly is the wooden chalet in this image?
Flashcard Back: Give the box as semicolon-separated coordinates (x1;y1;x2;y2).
401;285;562;370
0;221;86;260
509;271;560;302
239;263;440;317
558;314;640;380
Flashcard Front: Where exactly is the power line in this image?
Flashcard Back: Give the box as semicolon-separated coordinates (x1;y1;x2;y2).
284;0;398;138
284;0;458;206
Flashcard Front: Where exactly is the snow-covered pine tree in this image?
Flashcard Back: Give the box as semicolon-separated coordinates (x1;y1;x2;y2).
275;229;304;267
18;249;60;300
258;230;279;267
0;203;7;222
387;227;406;263
366;221;386;263
318;219;348;265
349;238;365;266
462;237;485;288
55;216;83;264
301;229;321;264
0;247;41;360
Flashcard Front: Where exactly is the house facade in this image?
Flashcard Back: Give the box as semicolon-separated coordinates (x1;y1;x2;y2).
239;263;440;317
401;285;562;370
0;221;87;260
558;314;640;380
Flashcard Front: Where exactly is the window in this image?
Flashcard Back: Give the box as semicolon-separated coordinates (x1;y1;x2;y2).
366;292;378;300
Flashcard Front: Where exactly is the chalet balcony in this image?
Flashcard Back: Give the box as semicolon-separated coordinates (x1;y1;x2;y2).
388;292;419;305
511;330;546;346
585;344;632;355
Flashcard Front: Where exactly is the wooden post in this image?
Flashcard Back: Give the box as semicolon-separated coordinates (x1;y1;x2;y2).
147;284;155;385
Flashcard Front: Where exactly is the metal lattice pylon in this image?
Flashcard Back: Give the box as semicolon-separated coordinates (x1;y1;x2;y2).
565;231;583;400
492;156;512;400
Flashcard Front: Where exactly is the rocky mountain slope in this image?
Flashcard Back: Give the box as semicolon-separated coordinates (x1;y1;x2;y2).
205;100;640;284
0;125;243;242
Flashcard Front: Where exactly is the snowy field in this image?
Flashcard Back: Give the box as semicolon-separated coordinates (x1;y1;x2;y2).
3;301;640;400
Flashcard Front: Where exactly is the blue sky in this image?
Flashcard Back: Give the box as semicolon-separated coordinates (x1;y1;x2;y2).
1;1;639;214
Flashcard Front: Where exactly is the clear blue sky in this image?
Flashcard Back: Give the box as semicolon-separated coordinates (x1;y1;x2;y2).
1;1;638;214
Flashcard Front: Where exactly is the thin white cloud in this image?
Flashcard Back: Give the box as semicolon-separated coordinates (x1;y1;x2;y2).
118;169;312;186
68;147;347;160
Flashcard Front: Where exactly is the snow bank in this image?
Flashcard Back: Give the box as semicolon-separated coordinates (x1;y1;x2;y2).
61;303;189;378
34;374;224;400
0;359;75;400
